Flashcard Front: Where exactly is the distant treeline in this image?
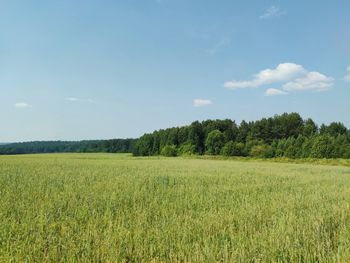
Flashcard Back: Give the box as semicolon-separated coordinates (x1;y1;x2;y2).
133;113;350;159
0;139;135;155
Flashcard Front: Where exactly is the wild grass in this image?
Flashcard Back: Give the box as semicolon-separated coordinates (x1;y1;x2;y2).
1;153;350;262
190;154;350;167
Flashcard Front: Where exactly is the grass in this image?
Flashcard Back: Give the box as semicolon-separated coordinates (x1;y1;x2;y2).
1;153;350;262
190;154;350;167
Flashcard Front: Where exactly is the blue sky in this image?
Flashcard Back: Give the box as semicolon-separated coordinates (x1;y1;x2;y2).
1;0;349;142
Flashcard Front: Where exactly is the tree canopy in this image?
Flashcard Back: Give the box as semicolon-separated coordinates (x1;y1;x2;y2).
2;113;349;159
0;139;135;155
133;113;350;159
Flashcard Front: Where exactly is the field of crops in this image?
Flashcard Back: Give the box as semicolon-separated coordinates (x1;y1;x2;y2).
1;154;350;262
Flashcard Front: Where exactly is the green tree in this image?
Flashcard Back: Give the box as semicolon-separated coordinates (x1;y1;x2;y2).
275;139;287;157
333;135;349;158
205;130;225;155
236;120;250;143
303;118;318;137
294;135;306;158
320;122;347;137
133;134;154;156
310;135;336;158
221;141;245;156
128;112;350;159
188;121;204;154
301;137;313;158
284;137;297;158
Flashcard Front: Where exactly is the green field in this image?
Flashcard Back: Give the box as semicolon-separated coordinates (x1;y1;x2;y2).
1;154;350;262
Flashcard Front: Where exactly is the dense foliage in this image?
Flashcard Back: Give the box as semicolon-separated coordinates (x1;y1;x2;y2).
0;139;135;155
2;113;349;158
133;113;350;159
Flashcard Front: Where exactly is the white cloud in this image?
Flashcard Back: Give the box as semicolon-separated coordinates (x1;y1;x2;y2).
265;88;288;96
65;97;94;103
344;66;350;81
224;63;334;93
260;6;286;19
224;63;305;90
224;63;334;96
283;72;334;91
14;102;32;108
65;97;79;101
193;99;212;107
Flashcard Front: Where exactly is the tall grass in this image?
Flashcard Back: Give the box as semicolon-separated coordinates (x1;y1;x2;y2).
1;153;350;262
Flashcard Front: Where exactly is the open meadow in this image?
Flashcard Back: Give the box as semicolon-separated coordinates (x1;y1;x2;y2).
1;154;350;262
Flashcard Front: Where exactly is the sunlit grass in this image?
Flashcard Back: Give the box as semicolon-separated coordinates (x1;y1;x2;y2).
1;153;350;262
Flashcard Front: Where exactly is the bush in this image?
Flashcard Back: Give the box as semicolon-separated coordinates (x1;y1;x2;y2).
263;145;275;158
221;141;245;156
244;139;264;156
160;145;178;157
345;145;350;158
250;145;273;158
178;143;196;156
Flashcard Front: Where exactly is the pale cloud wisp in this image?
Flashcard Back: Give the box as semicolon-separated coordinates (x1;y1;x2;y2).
265;88;288;96
65;97;94;103
14;102;32;108
193;99;212;107
344;66;350;81
260;6;286;19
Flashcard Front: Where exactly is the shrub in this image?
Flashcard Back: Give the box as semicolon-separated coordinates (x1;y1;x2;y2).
250;145;273;158
160;145;178;157
178;143;196;156
245;139;264;156
221;141;245;156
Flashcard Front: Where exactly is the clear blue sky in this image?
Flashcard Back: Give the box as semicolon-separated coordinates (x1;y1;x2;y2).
1;0;349;142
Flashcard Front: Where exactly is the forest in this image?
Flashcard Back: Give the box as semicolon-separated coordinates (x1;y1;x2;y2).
0;139;135;155
1;113;349;158
133;113;350;159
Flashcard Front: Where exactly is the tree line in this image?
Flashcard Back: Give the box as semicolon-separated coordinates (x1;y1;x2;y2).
1;113;349;158
133;113;350;159
0;139;135;155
